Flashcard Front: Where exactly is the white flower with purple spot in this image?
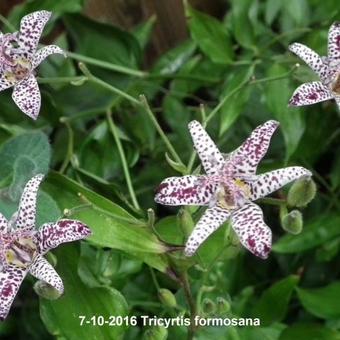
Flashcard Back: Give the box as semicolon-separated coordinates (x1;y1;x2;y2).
0;174;91;320
155;120;312;259
0;10;66;119
289;22;340;109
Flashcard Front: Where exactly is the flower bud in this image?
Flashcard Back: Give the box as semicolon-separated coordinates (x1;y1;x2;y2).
158;288;177;308
287;177;316;208
202;298;216;315
33;280;62;300
216;297;231;313
142;326;168;340
281;210;303;235
178;208;194;237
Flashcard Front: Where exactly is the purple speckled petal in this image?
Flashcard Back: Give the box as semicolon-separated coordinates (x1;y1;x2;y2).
328;22;340;60
12;74;41;119
32;45;66;69
16;174;44;230
184;206;230;256
0;76;13;92
0;265;28;320
0;213;8;233
18;10;51;56
29;255;64;294
231;202;271;259
188;120;224;176
289;81;333;106
231;120;279;175
289;43;330;82
37;220;91;254
154;175;216;206
250;167;312;201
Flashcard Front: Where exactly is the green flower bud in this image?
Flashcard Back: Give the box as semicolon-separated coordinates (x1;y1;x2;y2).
202;298;216;315
158;288;177;308
178;208;194;237
281;210;303;235
33;280;62;300
216;297;231;313
142;326;168;340
287;177;316;208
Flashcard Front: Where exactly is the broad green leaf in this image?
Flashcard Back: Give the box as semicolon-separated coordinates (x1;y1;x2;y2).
273;214;340;253
282;0;310;27
40;244;128;340
265;0;283;25
43;172;168;270
296;282;340;319
219;65;254;135
252;275;299;325
230;0;256;48
64;14;141;68
133;16;156;50
0;132;50;201
187;5;234;64
279;324;340;340
264;64;305;159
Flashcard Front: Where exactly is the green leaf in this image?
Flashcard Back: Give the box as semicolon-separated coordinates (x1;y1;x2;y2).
40;244;128;339
296;282;340;319
264;64;305;159
133;16;156;50
265;0;283;25
273;214;340;254
64;14;141;68
230;0;256;48
187;5;234;64
0;132;50;201
219;65;254;135
252;275;299;326
279;324;340;340
43;172;168;268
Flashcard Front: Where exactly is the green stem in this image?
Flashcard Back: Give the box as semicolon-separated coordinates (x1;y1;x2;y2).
67;51;147;78
37;76;87;85
78;62;140;105
106;110;141;211
140;94;186;169
179;272;197;340
149;267;161;290
59;118;74;173
257;197;286;206
0;14;15;32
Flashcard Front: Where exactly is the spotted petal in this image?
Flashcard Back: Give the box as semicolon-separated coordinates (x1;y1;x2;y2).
185;206;230;256
289;43;329;82
0;265;28;320
155;175;216;206
29;255;64;294
32;45;66;69
188;120;224;176
37;219;91;255
0;76;13;92
250;167;312;201
12;74;41;119
328;22;340;60
0;213;8;233
289;81;333;106
231;202;271;259
16;174;44;230
18;10;51;56
232;120;279;175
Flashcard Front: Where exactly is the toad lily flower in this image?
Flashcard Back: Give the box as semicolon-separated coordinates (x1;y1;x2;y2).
0;174;91;320
155;120;311;259
289;22;340;109
0;10;66;119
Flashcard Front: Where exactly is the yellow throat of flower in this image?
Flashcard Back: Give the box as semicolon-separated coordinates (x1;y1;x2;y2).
216;179;251;209
4;57;32;84
6;237;37;268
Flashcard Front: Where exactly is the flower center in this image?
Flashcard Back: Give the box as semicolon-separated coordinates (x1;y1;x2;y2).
330;72;340;95
5;236;37;268
216;178;251;209
0;33;31;84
